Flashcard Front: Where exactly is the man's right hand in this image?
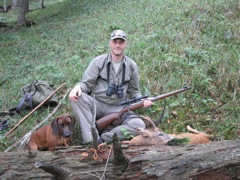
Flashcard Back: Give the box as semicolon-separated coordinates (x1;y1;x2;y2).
69;85;82;102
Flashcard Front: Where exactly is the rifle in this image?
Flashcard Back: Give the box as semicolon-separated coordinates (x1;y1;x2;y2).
96;86;191;132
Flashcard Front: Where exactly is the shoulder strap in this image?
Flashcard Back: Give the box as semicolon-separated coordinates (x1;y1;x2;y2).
0;106;20;117
16;93;33;112
122;63;125;85
107;60;125;85
0;93;33;116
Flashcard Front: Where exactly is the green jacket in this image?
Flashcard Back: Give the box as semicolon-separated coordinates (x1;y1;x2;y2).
78;53;142;105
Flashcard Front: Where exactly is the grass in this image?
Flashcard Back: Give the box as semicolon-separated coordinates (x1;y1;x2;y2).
0;0;239;151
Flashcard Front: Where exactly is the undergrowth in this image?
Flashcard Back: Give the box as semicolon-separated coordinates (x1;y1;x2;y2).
0;0;239;152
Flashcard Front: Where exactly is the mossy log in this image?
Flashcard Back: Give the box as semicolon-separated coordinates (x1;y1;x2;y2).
0;140;240;180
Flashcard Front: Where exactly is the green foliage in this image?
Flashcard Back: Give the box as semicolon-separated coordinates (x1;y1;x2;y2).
0;0;239;152
167;138;190;146
121;128;134;140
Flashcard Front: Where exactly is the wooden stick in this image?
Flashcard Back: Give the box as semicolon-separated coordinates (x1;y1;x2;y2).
4;82;66;138
100;145;112;180
91;95;98;150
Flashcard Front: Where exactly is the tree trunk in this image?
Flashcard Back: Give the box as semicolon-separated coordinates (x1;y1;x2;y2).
17;0;28;26
40;0;45;9
26;0;29;13
3;0;7;12
11;0;18;9
0;140;240;180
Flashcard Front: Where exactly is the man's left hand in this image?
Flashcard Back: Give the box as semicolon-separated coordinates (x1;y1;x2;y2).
143;100;153;108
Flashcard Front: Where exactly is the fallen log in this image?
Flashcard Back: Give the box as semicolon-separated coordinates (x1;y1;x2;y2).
0;140;240;179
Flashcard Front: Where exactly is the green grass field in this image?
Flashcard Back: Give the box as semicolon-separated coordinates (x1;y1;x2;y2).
0;0;239;151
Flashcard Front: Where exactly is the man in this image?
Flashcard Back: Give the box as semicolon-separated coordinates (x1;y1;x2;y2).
69;30;152;144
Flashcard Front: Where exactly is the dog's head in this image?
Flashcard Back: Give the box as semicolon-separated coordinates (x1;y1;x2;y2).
51;114;75;138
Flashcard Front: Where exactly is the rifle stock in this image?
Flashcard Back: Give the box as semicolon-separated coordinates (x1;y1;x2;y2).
96;86;190;132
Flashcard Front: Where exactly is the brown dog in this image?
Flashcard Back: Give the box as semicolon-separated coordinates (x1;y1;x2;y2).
27;114;75;151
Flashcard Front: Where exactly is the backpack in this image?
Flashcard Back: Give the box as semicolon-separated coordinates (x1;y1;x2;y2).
16;80;59;112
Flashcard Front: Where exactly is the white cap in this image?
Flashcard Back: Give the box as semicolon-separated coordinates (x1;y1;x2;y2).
110;30;126;40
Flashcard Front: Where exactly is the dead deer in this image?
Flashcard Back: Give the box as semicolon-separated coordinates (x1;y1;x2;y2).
128;116;211;146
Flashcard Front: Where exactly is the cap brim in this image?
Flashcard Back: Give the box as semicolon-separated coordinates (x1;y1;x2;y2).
111;36;126;41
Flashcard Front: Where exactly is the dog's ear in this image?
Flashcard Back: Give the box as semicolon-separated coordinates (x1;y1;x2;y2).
51;117;59;135
69;115;75;126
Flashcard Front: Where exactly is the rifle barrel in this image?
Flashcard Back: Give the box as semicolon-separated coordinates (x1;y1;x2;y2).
148;86;191;102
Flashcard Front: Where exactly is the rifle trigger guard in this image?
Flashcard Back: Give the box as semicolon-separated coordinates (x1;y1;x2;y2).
124;105;131;112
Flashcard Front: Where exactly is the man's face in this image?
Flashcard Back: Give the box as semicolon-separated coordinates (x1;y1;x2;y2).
109;39;127;56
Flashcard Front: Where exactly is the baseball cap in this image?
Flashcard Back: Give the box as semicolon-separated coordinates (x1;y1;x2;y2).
110;30;126;41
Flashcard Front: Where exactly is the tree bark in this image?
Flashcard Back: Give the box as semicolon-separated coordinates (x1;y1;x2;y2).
40;0;45;9
17;0;29;26
0;140;240;180
11;0;18;9
3;0;7;12
17;0;26;26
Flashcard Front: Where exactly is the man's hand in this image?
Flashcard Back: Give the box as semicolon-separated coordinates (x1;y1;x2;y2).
143;100;153;108
69;85;82;102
